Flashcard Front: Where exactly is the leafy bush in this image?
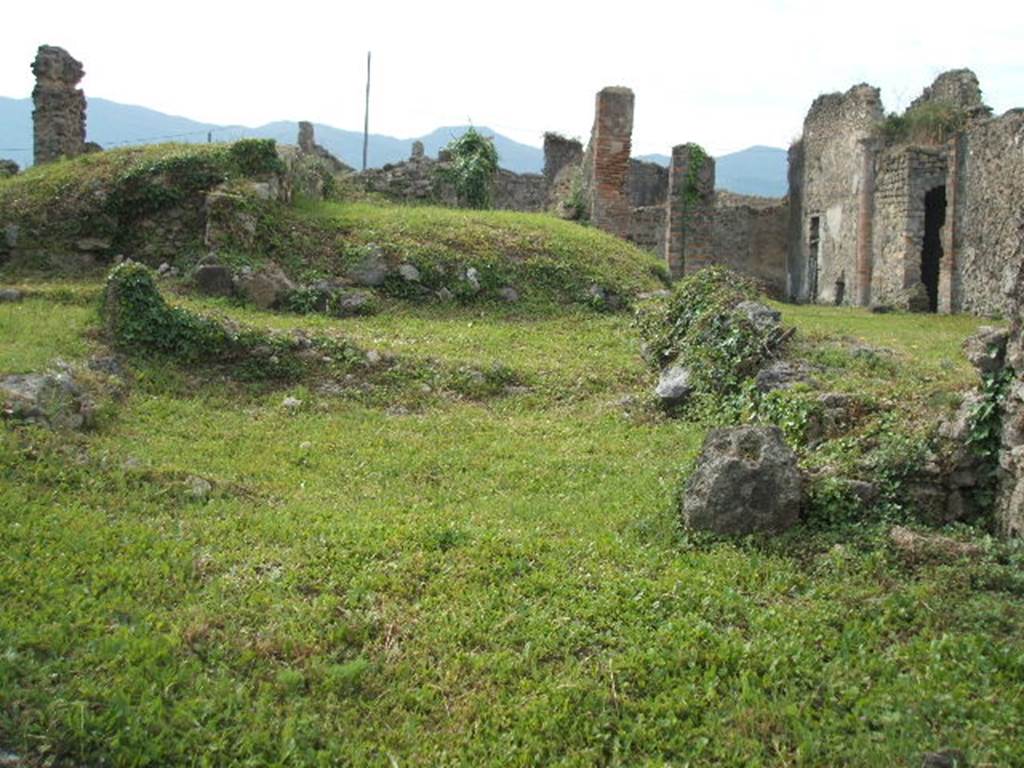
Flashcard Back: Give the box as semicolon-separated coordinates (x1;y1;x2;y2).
436;128;499;209
634;266;778;398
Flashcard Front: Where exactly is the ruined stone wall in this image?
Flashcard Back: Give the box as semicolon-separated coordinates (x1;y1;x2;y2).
793;84;883;304
543;133;583;183
493;170;547;212
955;109;1024;316
628;206;666;254
910;69;984;112
871;146;948;307
664;144;715;279
356;154;546;212
713;192;789;298
628;159;668;207
584;87;635;239
31;46;86;165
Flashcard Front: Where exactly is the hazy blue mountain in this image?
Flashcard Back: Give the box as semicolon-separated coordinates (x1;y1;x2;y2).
637;145;789;197
0;97;789;195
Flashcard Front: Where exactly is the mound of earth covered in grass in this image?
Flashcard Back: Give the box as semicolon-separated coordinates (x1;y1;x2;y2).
0;141;667;310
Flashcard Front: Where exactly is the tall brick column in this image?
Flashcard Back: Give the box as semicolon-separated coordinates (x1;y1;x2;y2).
31;46;86;165
586;87;634;238
664;143;715;279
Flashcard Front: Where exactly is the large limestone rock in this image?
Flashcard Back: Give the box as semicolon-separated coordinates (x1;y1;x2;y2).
236;262;295;309
682;425;802;535
655;365;692;405
1;371;93;430
963;326;1008;376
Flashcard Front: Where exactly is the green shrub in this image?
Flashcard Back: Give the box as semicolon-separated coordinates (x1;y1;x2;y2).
227;138;285;177
879;101;967;146
634;266;777;398
436;128;499;209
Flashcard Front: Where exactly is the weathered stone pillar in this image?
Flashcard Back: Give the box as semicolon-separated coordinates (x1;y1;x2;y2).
586;87;634;238
664;143;715;280
298;122;315;154
410;140;425;160
31;46;86;165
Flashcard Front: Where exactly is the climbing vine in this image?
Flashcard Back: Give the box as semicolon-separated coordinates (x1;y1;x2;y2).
680;143;710;209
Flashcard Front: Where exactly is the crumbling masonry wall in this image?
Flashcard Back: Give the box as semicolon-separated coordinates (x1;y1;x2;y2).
955;110;1024;316
870;147;948;308
584;87;635;239
664;144;715;279
32;46;86;165
713;193;789;298
628;159;669;207
790;84;883;304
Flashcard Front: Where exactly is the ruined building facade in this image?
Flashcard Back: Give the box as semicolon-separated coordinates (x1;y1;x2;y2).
788;70;1024;315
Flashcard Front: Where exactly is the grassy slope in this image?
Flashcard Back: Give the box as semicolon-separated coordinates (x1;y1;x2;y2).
2;282;1022;766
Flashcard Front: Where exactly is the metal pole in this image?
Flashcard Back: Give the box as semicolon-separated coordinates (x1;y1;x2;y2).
362;51;371;172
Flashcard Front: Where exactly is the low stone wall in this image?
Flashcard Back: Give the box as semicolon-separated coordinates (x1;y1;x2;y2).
493;170;547;212
712;192;788;298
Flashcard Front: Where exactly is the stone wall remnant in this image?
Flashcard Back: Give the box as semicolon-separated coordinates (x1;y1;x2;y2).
909;69;985;113
298;121;315;154
713;192;789;298
788;83;883;305
410;140;425;160
788;68;1022;315
584;87;635;238
31;45;87;165
664;144;715;279
295;121;351;173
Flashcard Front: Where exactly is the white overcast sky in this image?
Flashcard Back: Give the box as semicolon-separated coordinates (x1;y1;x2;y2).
2;0;1021;156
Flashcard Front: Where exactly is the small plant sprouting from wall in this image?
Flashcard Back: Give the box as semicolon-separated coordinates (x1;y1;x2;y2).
436;128;500;210
878;101;968;146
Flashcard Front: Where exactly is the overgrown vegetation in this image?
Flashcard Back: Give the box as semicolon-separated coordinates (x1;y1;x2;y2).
635;266;780;399
680;142;710;208
2;279;1022;765
879;100;968;146
435;127;500;209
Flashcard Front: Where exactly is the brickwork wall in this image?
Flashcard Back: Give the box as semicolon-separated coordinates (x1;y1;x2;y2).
585;87;635;239
31;46;86;165
664;144;715;279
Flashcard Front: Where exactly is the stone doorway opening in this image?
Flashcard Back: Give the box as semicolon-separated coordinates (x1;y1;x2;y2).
920;185;946;312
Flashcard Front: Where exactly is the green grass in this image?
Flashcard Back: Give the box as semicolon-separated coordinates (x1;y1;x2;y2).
2;283;1023;766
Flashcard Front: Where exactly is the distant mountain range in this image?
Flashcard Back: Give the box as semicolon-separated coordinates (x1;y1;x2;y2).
0;97;788;196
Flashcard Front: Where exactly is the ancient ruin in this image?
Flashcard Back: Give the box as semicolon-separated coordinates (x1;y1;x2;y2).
31;45;87;165
788;69;1024;314
295;121;351;173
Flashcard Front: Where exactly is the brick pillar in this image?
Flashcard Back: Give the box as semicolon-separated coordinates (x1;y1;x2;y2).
586;87;634;238
664;143;715;280
31;46;86;165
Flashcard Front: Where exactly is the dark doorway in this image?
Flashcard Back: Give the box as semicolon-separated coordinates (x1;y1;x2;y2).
920;186;946;312
807;216;821;302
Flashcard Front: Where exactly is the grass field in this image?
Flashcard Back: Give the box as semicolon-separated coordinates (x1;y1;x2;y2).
2;274;1022;767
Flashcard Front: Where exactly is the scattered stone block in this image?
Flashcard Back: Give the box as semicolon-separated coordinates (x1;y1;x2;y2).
1;371;93;430
683;425;802;535
193;264;235;297
655;365;692;405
